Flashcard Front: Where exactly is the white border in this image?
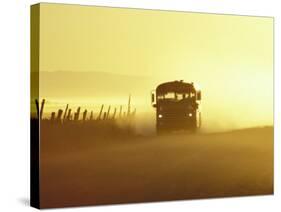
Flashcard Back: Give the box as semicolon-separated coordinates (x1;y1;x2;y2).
0;1;279;211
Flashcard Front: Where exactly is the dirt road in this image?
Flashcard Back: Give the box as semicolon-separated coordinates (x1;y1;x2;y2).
40;127;273;208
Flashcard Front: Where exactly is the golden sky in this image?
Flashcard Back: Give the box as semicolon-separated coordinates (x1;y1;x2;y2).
38;3;273;130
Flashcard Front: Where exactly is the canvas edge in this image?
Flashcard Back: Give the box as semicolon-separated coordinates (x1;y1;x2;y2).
30;3;40;209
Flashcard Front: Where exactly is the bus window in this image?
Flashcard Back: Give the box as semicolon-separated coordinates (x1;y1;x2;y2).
190;92;195;98
176;93;184;100
164;92;175;99
184;93;190;98
157;95;164;100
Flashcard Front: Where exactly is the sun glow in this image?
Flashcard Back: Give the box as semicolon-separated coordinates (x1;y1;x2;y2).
37;3;273;131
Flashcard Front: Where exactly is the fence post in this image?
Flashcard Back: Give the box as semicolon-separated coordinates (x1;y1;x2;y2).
103;112;107;120
50;112;56;122
97;104;104;120
127;95;131;116
106;105;111;120
35;99;39;119
63;104;69;121
90;111;93;120
40;99;45;120
56;109;63;122
74;107;81;121
112;108;117;119
83;109;87;121
119;105;122;118
66;109;72;121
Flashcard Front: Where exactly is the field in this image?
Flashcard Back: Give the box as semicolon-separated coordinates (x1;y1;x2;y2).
39;126;273;208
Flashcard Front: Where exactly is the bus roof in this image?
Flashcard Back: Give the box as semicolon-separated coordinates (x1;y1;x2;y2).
156;81;196;94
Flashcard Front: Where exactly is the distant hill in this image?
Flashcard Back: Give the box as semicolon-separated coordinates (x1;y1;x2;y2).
37;71;157;99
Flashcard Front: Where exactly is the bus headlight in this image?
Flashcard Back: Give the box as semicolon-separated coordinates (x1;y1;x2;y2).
188;113;192;117
158;114;163;118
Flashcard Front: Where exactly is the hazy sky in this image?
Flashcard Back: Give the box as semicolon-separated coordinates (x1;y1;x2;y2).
38;3;273;130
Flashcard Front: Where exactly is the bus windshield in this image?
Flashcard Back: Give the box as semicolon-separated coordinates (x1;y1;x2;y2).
157;92;195;101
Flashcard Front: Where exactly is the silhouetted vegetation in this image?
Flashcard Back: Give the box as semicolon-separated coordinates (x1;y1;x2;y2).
32;98;138;152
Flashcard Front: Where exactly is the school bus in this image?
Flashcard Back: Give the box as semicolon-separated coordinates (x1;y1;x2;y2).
151;80;201;134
